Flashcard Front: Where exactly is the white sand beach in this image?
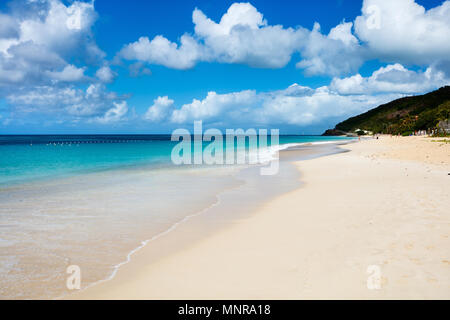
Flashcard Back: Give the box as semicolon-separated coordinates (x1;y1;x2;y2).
70;136;450;299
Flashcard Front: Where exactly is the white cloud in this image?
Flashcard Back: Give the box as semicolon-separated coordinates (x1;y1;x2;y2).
296;22;365;76
0;0;127;125
7;83;127;120
19;0;102;61
8;86;82;113
330;64;448;95
194;2;267;36
46;64;86;82
192;3;306;68
95;65;117;83
328;21;358;46
119;2;306;69
117;3;363;73
0;0;103;88
0;62;25;83
6;40;64;65
153;84;398;128
0;41;65;85
257;85;398;126
3;0;450;129
95;101;129;124
171;90;258;123
119;35;204;70
128;62;152;77
117;1;450;77
354;0;450;65
298;0;450;76
148;61;449;128
0;13;20;39
144;96;174;122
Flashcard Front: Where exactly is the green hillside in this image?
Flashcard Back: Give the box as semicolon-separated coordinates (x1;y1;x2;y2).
333;86;450;135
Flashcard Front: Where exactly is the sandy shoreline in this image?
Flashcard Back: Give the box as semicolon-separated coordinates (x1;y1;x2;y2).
69;136;450;299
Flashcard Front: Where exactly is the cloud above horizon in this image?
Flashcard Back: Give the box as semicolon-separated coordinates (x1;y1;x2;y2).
0;0;103;87
7;83;129;123
141;63;448;129
118;0;450;77
330;64;448;95
0;0;449;130
118;3;307;70
114;0;450;130
354;0;450;66
143;83;400;129
0;0;127;125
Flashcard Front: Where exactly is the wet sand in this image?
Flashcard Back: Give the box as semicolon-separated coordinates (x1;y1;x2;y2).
69;136;450;299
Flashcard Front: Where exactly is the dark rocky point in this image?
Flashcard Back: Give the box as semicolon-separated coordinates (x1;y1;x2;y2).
322;129;348;136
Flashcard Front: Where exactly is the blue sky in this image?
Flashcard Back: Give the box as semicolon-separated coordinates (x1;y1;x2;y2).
0;0;449;134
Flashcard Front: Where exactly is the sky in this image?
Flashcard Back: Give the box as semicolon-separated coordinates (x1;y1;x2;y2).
0;0;449;134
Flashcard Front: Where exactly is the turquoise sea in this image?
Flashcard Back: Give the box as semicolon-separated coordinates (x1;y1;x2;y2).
0;135;351;186
0;134;353;299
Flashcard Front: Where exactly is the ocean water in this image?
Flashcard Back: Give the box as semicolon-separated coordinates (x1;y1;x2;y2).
0;135;350;186
0;135;352;299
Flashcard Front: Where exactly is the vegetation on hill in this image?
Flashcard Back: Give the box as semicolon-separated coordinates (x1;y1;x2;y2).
332;86;450;135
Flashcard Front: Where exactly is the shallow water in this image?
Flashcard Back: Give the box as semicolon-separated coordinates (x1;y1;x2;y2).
0;135;352;186
0;135;353;299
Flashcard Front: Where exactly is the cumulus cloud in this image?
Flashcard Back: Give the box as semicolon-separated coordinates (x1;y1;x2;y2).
296;22;365;76
191;3;306;68
117;1;450;77
144;96;174;122
0;0;103;88
95;65;117;83
7;84;128;120
129;62;152;77
46;64;86;82
119;2;307;70
0;13;20;39
171;90;258;123
0;0;125;126
298;0;450;76
257;85;397;126
0;41;65;85
3;0;450;129
330;64;448;95
18;0;103;61
143;61;449;128
144;83;399;128
94;101;129;124
119;34;203;70
354;0;450;65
